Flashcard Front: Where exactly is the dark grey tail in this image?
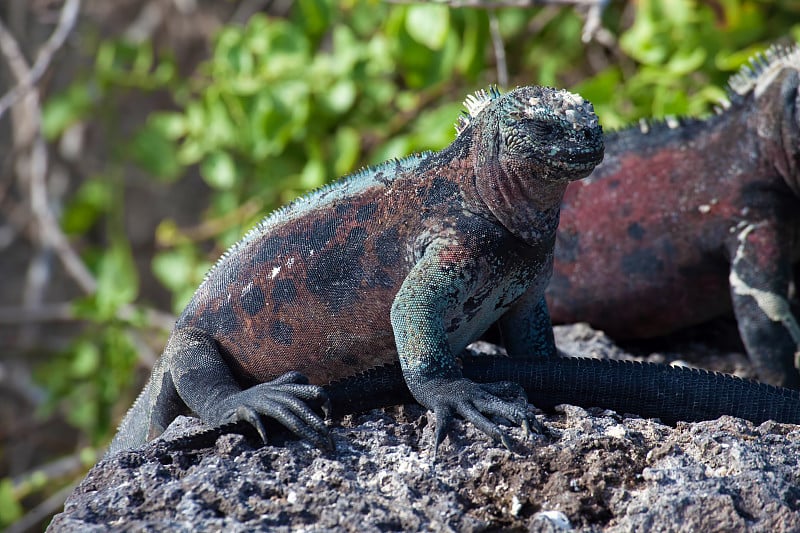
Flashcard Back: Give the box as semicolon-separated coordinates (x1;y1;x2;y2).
327;357;800;425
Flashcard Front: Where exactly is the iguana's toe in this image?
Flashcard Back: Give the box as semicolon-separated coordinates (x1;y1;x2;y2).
477;380;545;436
214;371;332;449
418;378;541;458
224;404;269;443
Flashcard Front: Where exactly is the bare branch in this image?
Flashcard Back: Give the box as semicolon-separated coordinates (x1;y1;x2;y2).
0;1;172;363
488;11;508;88
0;0;81;121
0;302;74;323
385;0;609;46
386;0;600;7
0;301;174;329
0;1;95;295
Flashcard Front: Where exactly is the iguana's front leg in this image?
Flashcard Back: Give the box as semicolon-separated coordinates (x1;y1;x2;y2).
166;328;332;448
728;222;800;388
390;241;536;452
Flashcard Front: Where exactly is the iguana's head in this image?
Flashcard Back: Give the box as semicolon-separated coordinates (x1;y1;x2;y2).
456;85;603;244
458;85;604;184
727;44;800;197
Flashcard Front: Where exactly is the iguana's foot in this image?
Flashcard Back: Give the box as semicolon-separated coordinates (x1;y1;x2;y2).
212;371;333;449
414;378;543;458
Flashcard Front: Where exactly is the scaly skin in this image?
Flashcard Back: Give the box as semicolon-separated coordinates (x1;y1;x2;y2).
546;45;800;387
108;85;604;455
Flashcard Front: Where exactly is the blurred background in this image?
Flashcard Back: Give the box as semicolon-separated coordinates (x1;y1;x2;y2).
0;0;798;529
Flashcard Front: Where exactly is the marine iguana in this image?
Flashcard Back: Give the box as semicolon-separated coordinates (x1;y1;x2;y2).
108;85;605;455
546;44;800;388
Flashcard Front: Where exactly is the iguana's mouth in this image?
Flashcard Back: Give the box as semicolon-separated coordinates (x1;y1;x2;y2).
548;146;604;175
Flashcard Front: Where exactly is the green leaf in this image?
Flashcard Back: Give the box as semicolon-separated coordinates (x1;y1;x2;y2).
333;127;361;176
94;241;139;317
42;83;93;139
61;178;113;235
323;78;357;114
666;47;706;75
201;151;238;189
153;248;197;292
411;102;462;149
149;112;187;140
405;4;450;50
370;135;412;164
130;121;182;181
300;157;326;189
295;0;332;39
0;478;22;525
456;9;488;78
71;340;101;378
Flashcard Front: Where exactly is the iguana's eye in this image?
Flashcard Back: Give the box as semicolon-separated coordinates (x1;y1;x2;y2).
529;120;559;138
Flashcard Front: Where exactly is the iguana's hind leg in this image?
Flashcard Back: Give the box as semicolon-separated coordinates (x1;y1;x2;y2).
166;327;332;448
728;222;800;388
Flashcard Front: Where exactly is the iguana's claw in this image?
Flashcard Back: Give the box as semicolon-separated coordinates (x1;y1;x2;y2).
224;404;269;444
214;371;333;449
420;378;540;460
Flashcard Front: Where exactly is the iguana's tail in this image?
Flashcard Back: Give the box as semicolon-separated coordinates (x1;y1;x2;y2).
107;380;153;456
326;357;800;425
107;358;187;456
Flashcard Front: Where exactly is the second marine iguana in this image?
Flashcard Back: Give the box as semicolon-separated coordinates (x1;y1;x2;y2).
546;44;800;388
108;85;605;455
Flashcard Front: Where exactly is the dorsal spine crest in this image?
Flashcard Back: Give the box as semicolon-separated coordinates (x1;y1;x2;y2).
727;43;800;98
455;85;503;135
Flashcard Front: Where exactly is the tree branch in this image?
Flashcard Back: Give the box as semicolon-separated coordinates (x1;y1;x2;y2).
0;1;170;364
488;11;508;88
386;0;600;7
0;0;81;121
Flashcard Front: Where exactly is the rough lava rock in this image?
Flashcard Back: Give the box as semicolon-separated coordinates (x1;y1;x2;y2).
48;325;800;532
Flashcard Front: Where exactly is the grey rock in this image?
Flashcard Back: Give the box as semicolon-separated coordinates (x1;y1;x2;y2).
48;326;800;532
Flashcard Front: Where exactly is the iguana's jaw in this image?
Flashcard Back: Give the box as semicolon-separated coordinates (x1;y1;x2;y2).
532;146;605;182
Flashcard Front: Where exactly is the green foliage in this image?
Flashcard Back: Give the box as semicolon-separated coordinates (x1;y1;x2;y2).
0;478;22;525
580;0;800;127
38;237;141;441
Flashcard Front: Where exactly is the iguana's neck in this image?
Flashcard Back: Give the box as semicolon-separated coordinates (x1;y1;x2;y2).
465;156;567;248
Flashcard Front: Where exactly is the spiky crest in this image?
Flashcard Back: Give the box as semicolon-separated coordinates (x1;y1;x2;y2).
727;43;800;99
454;85;502;135
611;43;800;141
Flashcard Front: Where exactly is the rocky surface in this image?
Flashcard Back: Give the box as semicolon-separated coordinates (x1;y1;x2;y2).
48;324;800;532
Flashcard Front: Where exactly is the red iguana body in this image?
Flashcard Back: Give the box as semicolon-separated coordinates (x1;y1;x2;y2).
547;45;800;387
